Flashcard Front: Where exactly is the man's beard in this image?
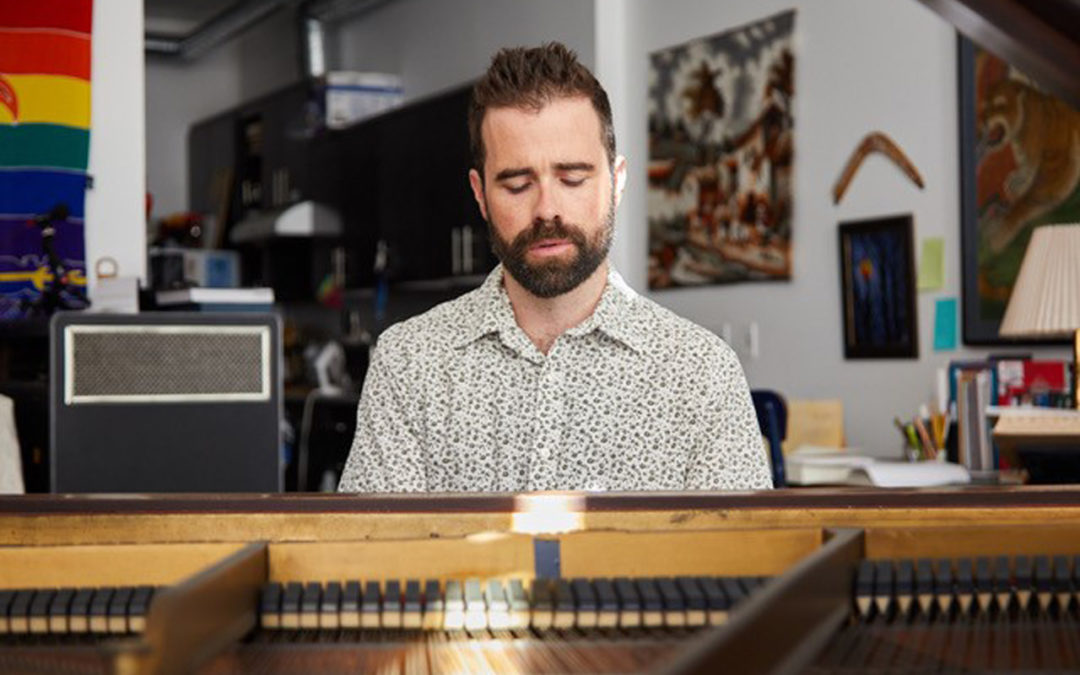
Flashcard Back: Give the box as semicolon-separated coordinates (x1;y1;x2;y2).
487;201;614;299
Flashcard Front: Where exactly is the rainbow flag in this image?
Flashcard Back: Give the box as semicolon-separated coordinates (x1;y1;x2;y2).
0;0;93;317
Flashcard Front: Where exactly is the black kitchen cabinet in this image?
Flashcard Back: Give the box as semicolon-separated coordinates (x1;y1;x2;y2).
254;82;314;209
370;85;492;283
189;82;316;221
187;110;236;224
186;80;494;295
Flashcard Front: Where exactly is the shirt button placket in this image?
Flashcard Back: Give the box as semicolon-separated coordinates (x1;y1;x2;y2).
529;363;564;489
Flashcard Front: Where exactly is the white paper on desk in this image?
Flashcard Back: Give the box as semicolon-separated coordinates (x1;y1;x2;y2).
788;444;871;460
847;461;970;488
786;447;875;485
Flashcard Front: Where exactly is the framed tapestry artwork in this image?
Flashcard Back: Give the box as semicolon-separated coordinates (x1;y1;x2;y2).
958;35;1080;344
838;215;918;359
647;10;796;289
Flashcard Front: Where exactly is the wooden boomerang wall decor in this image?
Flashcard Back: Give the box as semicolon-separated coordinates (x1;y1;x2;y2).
833;132;924;204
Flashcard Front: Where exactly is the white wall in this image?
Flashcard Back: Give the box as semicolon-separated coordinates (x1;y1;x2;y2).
333;0;595;103
86;0;147;287
145;9;300;218
600;0;1067;454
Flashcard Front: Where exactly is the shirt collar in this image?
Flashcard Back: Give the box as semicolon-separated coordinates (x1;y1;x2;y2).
453;264;648;354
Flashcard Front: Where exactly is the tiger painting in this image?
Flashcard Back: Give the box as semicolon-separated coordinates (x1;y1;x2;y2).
972;48;1080;326
978;78;1080;255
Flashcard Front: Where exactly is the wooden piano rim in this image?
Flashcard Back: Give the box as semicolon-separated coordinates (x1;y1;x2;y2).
3;486;1080;515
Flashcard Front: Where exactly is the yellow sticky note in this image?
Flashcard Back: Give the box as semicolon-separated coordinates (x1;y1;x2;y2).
917;237;944;291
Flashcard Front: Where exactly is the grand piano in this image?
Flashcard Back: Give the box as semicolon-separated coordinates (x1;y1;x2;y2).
4;0;1079;672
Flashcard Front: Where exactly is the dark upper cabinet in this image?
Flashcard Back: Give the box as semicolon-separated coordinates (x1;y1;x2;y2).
189;81;317;222
257;82;314;209
187;111;237;221
187;81;494;291
233;81;314;212
371;85;492;283
377;100;445;281
336;117;381;288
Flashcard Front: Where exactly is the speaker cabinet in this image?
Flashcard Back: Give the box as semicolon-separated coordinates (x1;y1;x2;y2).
50;313;282;493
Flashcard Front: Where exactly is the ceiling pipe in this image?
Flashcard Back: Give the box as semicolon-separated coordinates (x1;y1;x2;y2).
145;0;398;69
145;0;295;59
297;3;327;79
143;35;182;56
297;0;396;77
303;0;396;23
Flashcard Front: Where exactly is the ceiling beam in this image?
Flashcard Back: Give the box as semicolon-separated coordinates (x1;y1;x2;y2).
915;0;1080;108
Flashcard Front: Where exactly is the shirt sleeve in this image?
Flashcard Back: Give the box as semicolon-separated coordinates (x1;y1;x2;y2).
686;341;774;490
337;337;427;493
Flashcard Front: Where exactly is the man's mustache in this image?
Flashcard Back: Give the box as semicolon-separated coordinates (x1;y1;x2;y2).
510;219;588;255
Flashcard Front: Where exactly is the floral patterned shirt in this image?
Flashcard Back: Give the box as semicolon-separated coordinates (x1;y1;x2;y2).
338;265;772;493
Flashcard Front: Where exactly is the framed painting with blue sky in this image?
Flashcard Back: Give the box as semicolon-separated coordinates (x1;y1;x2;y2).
838;214;918;359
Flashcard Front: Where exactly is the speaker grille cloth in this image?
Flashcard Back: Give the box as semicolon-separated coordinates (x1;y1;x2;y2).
71;330;265;398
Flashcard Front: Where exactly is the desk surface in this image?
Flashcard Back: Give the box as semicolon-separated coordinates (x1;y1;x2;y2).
3;485;1080;513
994;413;1080;436
2;487;1080;547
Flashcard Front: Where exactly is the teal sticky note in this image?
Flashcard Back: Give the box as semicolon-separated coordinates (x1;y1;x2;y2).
934;297;958;351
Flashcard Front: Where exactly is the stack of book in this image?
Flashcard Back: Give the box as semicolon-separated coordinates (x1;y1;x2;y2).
945;357;1075;476
956;369;993;475
154;287;274;312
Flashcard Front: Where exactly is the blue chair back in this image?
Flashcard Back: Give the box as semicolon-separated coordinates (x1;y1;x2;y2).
751;389;787;488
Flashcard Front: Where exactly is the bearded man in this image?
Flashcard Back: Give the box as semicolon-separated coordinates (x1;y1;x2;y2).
339;43;771;493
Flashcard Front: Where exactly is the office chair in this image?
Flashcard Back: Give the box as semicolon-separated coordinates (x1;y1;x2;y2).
296;390;359;492
751;389;787;488
50;312;282;492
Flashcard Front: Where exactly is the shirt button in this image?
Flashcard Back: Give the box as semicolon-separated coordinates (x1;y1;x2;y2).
545;370;563;385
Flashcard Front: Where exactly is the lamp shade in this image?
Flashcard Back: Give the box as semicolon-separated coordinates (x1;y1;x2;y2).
999;224;1080;337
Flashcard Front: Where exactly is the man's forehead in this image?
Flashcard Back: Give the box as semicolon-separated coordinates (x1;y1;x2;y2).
481;96;604;164
484;95;598;125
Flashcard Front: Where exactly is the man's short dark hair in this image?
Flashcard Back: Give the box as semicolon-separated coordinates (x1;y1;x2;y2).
468;42;616;177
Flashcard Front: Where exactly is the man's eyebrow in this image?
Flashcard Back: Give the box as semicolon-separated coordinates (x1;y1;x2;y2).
554;162;595;172
494;168;535;182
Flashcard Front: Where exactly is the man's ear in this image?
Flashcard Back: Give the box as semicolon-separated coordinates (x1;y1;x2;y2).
613;155;628;208
468;168;489;221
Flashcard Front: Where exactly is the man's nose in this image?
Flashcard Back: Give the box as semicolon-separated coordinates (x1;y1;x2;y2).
532;179;562;223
